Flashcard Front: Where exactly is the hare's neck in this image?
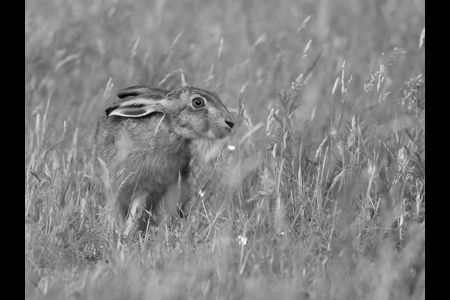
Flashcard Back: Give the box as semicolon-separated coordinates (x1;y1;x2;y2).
141;135;191;178
149;131;190;154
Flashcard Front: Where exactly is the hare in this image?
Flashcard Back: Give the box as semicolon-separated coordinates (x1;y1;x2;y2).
94;85;235;237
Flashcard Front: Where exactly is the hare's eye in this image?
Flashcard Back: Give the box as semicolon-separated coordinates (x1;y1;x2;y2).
192;97;205;108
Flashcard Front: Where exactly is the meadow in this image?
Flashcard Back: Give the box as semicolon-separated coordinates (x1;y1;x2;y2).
25;0;425;299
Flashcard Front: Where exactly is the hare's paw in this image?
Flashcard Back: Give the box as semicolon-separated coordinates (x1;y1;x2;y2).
121;192;147;239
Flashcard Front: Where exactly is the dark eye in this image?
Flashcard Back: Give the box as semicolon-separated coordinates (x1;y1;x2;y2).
192;97;205;108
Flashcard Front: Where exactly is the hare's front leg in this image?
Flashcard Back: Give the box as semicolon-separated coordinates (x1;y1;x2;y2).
155;174;191;223
122;190;148;238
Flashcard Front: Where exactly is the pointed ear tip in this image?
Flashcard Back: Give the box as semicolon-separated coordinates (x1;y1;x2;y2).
105;106;116;116
106;110;123;118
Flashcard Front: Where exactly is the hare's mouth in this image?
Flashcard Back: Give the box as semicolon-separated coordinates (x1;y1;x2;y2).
216;132;227;139
215;128;232;140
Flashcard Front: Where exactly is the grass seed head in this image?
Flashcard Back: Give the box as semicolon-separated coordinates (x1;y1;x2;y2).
419;28;425;50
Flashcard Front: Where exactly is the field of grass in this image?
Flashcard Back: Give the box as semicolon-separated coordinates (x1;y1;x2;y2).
25;0;425;299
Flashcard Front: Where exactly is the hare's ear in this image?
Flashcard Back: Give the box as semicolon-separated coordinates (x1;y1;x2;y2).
117;85;170;99
106;97;167;118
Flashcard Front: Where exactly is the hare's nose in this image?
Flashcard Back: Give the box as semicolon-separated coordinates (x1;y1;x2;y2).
225;119;234;129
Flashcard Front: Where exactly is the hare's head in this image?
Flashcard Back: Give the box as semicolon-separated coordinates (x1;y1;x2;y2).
105;85;235;140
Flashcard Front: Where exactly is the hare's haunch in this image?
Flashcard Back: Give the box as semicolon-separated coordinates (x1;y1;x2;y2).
94;86;234;237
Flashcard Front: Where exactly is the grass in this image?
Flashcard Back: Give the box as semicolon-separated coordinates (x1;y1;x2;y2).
25;0;425;299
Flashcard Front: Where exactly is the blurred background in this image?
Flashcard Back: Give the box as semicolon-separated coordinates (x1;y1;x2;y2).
25;0;425;148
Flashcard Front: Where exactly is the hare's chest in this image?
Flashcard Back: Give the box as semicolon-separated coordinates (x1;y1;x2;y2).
138;146;190;185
